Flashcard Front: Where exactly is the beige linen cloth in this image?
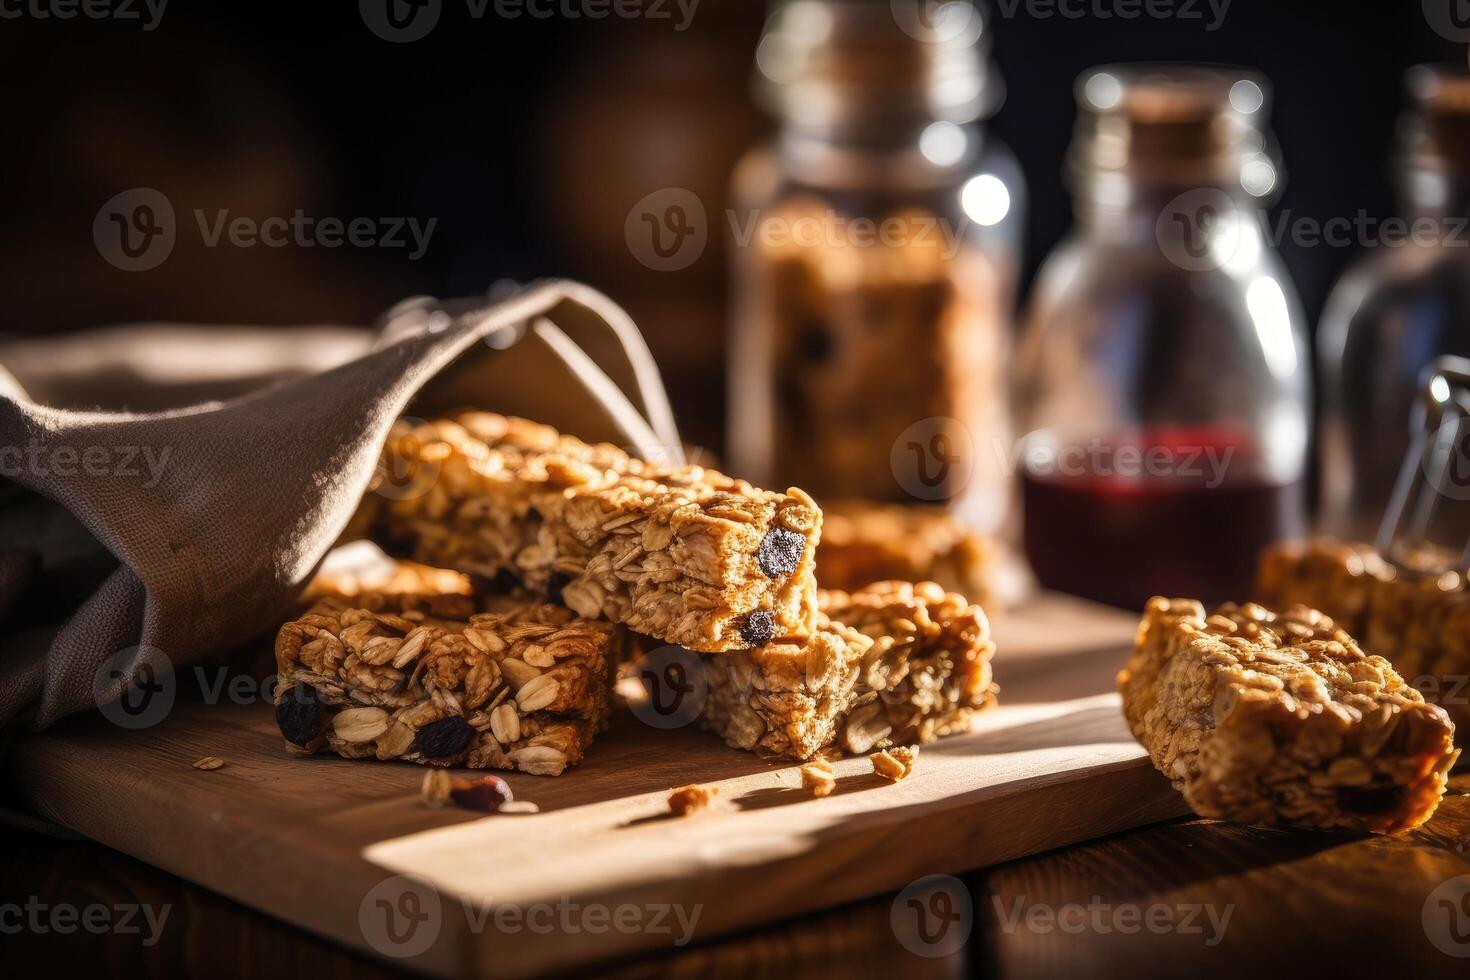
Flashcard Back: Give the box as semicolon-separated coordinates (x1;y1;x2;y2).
0;280;683;729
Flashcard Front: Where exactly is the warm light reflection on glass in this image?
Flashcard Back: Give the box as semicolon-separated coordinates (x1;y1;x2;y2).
920;121;967;166
961;173;1010;226
1246;276;1298;380
1083;71;1122;110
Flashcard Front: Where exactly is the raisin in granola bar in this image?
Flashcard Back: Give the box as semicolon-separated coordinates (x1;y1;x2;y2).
364;413;821;653
698;581;998;761
1120;597;1459;833
1257;538;1470;736
274;590;617;775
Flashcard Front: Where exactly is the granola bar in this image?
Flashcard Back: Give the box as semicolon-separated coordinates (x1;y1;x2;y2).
1257;539;1470;735
1120;597;1459;833
365;413;821;653
697;581;998;761
817;500;995;607
273;590;617;775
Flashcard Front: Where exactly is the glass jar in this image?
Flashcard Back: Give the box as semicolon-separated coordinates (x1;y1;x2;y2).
1014;65;1310;609
1319;66;1470;542
728;0;1024;533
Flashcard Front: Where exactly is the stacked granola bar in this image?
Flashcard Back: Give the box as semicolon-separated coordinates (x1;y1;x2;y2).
366;414;821;653
275;591;617;775
1257;539;1470;735
1120;597;1459;833
816;501;996;607
699;581;998;761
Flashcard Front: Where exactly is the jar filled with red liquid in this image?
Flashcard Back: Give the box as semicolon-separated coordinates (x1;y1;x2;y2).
1015;66;1310;609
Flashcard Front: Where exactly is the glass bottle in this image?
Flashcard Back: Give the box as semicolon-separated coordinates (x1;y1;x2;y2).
1015;65;1310;609
728;0;1025;533
1319;65;1470;542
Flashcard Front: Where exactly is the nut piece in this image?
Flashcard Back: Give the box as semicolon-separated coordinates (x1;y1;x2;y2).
421;769;454;807
508;745;569;776
667;783;718;816
800;759;836;798
498;800;540;814
192;756;225;771
332;706;392;743
871;745;919;782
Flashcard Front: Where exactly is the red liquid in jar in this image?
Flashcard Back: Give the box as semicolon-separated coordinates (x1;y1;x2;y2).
1020;430;1305;610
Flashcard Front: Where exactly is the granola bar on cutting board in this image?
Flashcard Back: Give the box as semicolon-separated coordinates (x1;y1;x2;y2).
1120;597;1459;833
14;592;1225;977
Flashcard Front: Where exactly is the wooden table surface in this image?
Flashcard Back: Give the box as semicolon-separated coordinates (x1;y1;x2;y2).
4;586;1470;977
5;772;1468;978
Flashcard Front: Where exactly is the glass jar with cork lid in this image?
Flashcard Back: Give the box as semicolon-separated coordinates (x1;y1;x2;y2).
1015;65;1310;609
727;0;1025;534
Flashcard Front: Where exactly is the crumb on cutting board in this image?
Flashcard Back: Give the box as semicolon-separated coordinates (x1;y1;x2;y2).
667;783;718;815
871;745;918;782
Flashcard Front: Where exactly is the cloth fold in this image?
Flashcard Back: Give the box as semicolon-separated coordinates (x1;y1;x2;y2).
0;280;681;728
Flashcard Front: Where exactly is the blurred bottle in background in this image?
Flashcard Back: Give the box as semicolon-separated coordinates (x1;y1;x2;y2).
1015;65;1310;609
1319;66;1470;542
728;0;1025;534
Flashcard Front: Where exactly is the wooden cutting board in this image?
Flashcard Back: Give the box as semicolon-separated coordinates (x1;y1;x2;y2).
7;593;1189;978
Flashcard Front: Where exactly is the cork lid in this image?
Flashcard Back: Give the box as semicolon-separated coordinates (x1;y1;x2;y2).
754;0;1000;130
1069;64;1277;194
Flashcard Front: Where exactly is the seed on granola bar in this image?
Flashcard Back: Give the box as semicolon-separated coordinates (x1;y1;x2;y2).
276;683;322;747
1119;597;1460;833
414;716;476;759
758;527;805;578
739;610;776;646
667;783;718;816
871;745;918;782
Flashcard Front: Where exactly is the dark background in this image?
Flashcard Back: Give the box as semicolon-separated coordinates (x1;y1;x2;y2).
0;0;1462;451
